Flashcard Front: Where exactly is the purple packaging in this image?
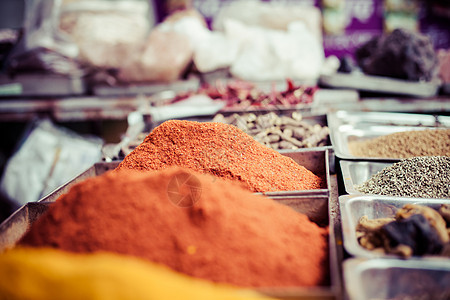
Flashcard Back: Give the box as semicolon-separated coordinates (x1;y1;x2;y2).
153;0;449;59
323;0;383;58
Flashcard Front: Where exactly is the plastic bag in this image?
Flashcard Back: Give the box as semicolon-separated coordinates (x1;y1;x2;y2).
6;0;80;76
59;0;152;69
7;47;81;76
160;14;239;73
213;0;322;41
0;120;102;205
23;0;78;58
118;28;193;82
211;0;324;81
226;19;325;81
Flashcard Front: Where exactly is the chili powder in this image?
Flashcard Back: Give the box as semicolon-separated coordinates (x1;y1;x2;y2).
20;167;328;287
116;120;322;192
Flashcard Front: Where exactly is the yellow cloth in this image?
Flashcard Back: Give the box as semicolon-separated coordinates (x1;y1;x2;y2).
0;248;276;300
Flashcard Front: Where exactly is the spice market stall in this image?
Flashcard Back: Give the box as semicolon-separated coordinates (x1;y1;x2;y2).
0;0;450;299
1;106;450;299
0;119;343;300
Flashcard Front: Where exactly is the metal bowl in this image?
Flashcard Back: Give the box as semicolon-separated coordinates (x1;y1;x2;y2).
344;258;450;300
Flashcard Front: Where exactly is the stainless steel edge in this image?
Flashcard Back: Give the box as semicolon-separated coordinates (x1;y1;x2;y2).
339;194;376;259
325;148;331;192
327;111;450;161
319;74;440;98
39;148;330;203
339;161;358;195
0;194;340;299
328;174;344;300
344;257;450;300
329;111;450;127
38;164;98;202
339;160;397;195
0;204;29;252
276;148;330;197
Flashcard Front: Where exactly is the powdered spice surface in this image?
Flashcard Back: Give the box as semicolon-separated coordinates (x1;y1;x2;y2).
19;167;328;287
116;120;323;192
349;129;450;158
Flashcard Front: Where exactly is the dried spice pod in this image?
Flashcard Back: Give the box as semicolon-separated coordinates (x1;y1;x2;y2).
381;214;444;257
357;204;450;258
213;112;329;150
439;204;450;223
397;204;449;243
356;215;395;251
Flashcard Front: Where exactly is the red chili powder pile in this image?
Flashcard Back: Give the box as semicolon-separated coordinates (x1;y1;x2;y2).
19;167;328;287
116;120;323;192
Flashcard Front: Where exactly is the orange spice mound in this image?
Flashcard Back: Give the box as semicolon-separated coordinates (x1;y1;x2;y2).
116;120;323;192
19;167;328;287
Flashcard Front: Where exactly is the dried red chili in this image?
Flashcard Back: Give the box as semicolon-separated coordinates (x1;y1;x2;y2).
20;167;328;287
171;79;316;109
116;120;323;192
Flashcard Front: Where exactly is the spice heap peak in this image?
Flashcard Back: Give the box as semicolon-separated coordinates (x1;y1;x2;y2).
116;120;322;192
19;167;328;287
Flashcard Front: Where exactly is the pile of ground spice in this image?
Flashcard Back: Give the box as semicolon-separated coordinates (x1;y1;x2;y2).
356;156;450;199
349;129;450;159
115;120;323;192
0;248;275;300
19;167;328;287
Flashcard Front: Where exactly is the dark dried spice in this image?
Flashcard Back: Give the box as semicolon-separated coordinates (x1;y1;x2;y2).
381;214;444;257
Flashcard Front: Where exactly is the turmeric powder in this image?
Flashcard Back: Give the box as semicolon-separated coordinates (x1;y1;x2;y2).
0;247;276;300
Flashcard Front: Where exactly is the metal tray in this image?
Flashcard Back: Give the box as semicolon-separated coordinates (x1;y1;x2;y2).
263;148;331;198
319;73;440;98
0;190;342;300
339;194;450;259
106;112;331;162
327;111;450;161
145;114;331;152
0;73;86;97
0;202;51;251
38;161;121;203
93;78;200;97
344;258;450;300
41;148;331;203
213;111;328;125
340;160;394;195
12;148;339;298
